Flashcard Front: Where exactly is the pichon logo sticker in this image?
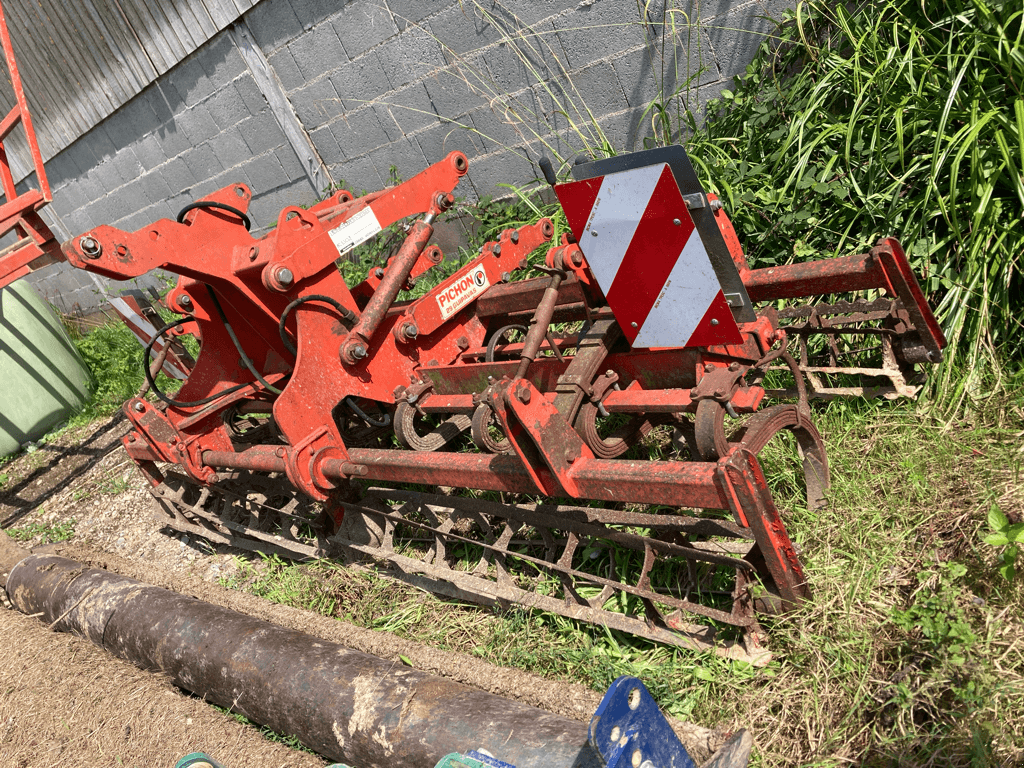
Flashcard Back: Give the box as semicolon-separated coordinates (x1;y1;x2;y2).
437;264;490;319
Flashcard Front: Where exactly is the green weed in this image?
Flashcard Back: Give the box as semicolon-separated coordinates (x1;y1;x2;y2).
6;518;75;544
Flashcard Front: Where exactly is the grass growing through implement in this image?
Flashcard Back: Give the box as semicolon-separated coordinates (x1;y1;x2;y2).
682;0;1023;402
222;389;1024;766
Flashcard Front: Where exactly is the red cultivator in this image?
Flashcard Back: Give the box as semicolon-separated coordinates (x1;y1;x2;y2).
2;139;945;661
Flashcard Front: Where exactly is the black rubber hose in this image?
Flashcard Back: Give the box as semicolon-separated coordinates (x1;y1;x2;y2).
205;286;283;395
142;318;250;408
176;201;251;231
278;294;357;356
343;396;391;428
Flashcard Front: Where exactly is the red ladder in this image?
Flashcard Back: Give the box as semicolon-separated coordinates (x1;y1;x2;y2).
0;0;62;290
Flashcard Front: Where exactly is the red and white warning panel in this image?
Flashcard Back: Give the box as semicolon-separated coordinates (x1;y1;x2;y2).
555;163;742;348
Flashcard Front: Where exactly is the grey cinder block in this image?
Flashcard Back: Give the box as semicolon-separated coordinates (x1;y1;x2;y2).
205;85;253;131
208;128;254;171
310;124;346;166
291;0;344;31
553;2;646;71
466;105;527;153
381;82;439;135
244;0;304;53
178;106;221;145
368;137;428;184
93;160;126;195
328;153;383;195
241;153;288;195
182;143;226;181
330;51;394;111
234;75;269;116
279;147;310;184
159;157;199;197
291;77;345;130
377;26;446;90
238;111;287;156
422;69;485;119
429;3;504;55
134;134;167;172
334;1;400;58
463;148;537;200
155;122;194;160
705;2;774;78
104;99;160;152
386;0;444;32
414;120;482;167
288;23;349;82
140;171;175;208
166;56;216;109
201;31;249;88
331;108;389;158
111;148;145;187
267;48;306;92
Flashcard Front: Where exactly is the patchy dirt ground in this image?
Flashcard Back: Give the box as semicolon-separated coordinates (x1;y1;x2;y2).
0;413;720;767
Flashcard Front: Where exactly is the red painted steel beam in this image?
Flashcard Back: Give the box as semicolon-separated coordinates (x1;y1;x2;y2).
743;251;886;302
343;448;729;510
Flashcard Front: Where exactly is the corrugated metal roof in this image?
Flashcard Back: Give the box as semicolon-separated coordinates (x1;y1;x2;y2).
0;0;257;170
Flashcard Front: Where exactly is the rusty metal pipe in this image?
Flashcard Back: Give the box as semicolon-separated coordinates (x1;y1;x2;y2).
515;268;565;380
4;553;600;768
341;217;434;365
203;449;286;474
743;251;886;302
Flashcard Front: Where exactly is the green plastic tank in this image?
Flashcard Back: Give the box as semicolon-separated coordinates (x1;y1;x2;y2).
0;280;91;457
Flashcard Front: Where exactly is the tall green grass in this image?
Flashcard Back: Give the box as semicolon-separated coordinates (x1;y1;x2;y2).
681;0;1023;403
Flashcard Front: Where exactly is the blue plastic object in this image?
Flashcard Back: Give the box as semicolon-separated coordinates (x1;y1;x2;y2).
587;676;696;768
174;754;227;768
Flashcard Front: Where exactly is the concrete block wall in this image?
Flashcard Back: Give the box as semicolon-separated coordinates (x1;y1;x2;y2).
23;0;788;314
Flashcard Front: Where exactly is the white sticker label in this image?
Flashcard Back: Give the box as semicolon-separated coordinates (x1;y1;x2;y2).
437;264;490;319
329;206;382;255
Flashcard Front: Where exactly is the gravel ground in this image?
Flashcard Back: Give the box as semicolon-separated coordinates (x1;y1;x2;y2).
0;413;723;767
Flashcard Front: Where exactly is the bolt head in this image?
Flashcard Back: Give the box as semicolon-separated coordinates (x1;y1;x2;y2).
403;323;419;339
630;322;638;328
705;363;715;372
177;294;192;308
729;362;740;372
517;387;531;404
276;267;294;286
79;236;102;258
493;244;501;256
374;267;385;279
501;272;511;282
564;450;576;464
351;344;367;360
133;401;145;412
673;218;682;226
710;318;719;326
207;473;219;484
510;230;520;243
591;230;598;237
456;336;469;350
